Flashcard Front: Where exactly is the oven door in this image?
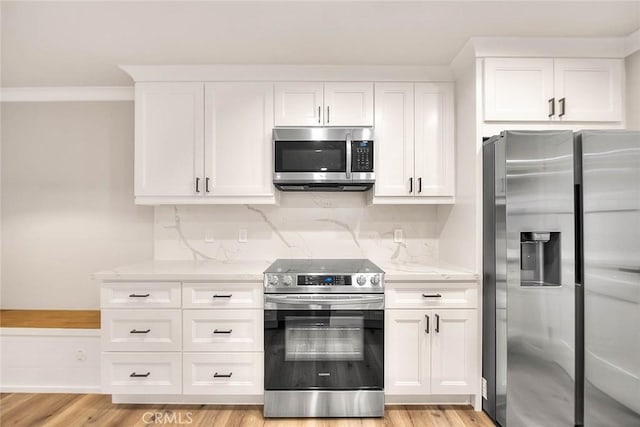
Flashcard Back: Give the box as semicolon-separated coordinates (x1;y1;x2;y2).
264;294;384;391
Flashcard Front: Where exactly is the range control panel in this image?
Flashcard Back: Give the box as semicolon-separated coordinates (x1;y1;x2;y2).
351;140;374;172
265;272;384;293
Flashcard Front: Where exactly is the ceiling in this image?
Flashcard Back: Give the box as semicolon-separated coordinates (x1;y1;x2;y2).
1;1;639;86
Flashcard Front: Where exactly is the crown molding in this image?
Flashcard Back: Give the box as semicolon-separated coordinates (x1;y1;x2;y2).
0;86;134;102
624;28;640;56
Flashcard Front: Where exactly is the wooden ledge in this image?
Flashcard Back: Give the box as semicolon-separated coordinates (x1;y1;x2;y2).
0;310;100;329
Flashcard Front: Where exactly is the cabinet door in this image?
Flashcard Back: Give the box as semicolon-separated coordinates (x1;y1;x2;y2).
484;58;554;121
430;309;477;394
135;83;204;196
204;83;274;196
554;59;623;122
324;82;374;126
385;310;431;395
414;83;455;197
374;83;414;197
274;82;323;126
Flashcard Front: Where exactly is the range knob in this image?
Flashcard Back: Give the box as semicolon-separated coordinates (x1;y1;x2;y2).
267;276;279;286
370;275;381;286
282;275;293;286
356;275;367;286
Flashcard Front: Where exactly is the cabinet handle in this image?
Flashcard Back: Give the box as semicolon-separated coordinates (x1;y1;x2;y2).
418;177;422;193
130;372;150;378
196;177;201;193
559;98;566;117
213;294;232;298
213;372;233;378
409;177;413;194
129;329;151;334
205;177;210;193
327;106;330;123
213;329;233;334
548;98;555;118
422;293;442;298
425;314;430;334
318;106;321;124
129;293;150;298
435;314;440;333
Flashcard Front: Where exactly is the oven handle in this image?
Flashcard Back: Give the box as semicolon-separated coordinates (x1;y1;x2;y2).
264;294;384;310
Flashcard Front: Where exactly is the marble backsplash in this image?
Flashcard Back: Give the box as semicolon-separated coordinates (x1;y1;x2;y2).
154;193;442;266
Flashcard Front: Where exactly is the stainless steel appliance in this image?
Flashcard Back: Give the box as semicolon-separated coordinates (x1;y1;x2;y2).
263;259;385;418
483;130;640;426
272;127;375;191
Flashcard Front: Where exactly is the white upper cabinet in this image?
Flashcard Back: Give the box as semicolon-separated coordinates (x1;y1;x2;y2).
372;82;455;204
274;83;323;126
323;83;374;126
414;83;455;198
484;57;623;122
554;59;623;122
135;82;204;197
484;58;554;121
204;83;274;197
274;82;373;126
134;82;275;204
374;83;415;197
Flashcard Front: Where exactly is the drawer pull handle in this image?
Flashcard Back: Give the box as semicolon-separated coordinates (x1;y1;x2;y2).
214;372;233;378
213;329;233;334
435;314;440;333
422;293;442;298
130;329;151;334
425;314;430;334
130;372;150;378
129;293;150;298
213;294;233;298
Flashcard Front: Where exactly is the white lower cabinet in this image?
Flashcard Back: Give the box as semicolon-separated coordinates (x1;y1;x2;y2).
183;309;263;352
183;352;263;395
101;352;182;395
102;309;182;352
385;281;478;398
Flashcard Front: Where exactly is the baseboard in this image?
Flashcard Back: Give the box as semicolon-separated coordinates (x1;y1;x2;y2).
112;394;264;404
0;328;101;393
384;394;473;405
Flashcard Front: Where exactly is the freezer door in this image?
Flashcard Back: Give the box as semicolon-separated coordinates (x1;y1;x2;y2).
504;130;576;426
580;130;640;426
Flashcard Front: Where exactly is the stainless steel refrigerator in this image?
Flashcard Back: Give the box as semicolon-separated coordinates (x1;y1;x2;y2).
482;130;640;426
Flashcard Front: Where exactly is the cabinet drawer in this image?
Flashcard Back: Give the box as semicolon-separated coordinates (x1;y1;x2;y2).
183;309;262;352
101;282;181;308
385;283;477;309
101;352;181;395
182;282;262;309
102;310;181;352
183;352;263;395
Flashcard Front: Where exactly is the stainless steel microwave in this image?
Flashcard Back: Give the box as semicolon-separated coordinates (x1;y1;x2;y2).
273;127;375;191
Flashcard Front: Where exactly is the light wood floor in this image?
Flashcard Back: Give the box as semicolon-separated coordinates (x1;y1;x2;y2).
0;394;495;427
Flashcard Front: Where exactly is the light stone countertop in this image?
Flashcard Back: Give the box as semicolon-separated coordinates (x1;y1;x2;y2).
93;259;478;283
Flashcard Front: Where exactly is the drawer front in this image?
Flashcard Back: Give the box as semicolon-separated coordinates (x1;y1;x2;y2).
183;309;262;352
101;282;181;308
182;282;262;309
102;310;181;351
101;352;181;395
183;352;263;395
385;282;478;309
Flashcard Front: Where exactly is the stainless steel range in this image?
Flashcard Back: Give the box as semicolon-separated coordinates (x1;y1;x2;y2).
263;259;385;418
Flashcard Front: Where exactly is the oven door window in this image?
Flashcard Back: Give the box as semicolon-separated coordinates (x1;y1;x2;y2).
264;309;383;390
274;141;346;173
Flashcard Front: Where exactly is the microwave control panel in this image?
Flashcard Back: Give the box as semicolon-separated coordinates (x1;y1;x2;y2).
351;140;374;172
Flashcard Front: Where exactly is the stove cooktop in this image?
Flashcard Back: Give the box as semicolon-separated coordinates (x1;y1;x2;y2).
264;259;385;293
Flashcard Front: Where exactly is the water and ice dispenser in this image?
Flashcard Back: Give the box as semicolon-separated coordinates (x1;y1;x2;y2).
520;232;561;286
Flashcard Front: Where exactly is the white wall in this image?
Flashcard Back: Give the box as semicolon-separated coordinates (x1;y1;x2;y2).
1;102;154;309
154;196;441;269
626;50;640;130
437;60;478;272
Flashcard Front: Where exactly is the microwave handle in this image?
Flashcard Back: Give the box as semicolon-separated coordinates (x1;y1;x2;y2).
346;133;352;180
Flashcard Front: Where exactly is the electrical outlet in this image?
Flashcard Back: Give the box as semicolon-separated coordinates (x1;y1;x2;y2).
393;228;404;243
482;377;488;399
75;349;87;362
238;229;248;243
204;228;215;243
